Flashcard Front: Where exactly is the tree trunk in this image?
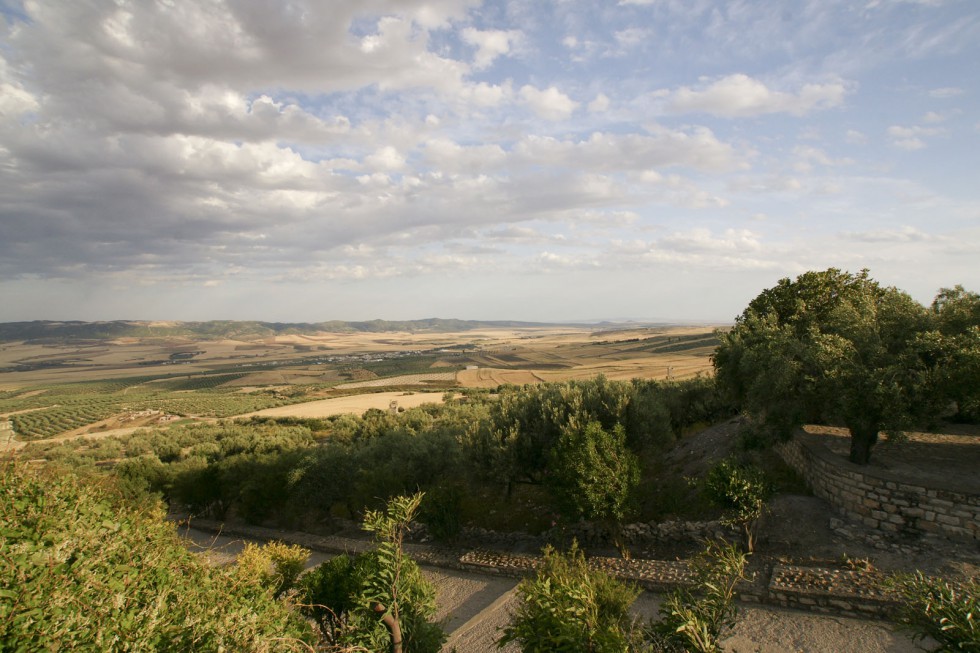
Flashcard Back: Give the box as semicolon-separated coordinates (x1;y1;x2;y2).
848;425;879;465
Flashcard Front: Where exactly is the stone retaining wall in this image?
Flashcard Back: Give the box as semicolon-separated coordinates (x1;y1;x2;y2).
777;434;980;544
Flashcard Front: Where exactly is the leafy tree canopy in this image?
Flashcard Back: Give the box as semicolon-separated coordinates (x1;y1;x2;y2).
714;269;977;464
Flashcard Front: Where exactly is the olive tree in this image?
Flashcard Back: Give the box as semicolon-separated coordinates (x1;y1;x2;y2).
713;269;936;465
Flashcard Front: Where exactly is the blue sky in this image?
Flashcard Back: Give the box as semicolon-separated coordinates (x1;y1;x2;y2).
1;0;978;323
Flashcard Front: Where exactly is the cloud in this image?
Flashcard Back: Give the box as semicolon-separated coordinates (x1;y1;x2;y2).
843;226;934;243
929;87;964;98
519;85;579;120
887;124;944;150
461;27;522;70
792;146;853;172
588;93;610;113
515;127;740;172
664;74;849;117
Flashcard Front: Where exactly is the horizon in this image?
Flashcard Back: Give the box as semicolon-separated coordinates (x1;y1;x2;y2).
1;2;978;323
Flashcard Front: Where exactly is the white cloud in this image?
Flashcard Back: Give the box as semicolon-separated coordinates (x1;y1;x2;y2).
844;226;934;243
664;74;849;117
588;93;610;113
365;146;407;171
792;146;853;172
845;130;869;145
614;28;650;48
519;85;579;120
461;27;522;70
515;127;740;172
887;124;944;150
929;87;964;98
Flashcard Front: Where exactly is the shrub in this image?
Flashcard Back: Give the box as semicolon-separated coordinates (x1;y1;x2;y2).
0;461;314;651
703;458;771;552
498;541;645;652
890;571;979;651
647;540;749;653
298;492;446;653
420;483;463;543
234;540;310;599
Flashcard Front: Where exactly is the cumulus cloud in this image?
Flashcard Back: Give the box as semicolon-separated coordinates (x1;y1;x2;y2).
515;127;740;172
461;28;522;69
663;74;849;117
519;85;579;120
588;93;611;113
887;124;944;150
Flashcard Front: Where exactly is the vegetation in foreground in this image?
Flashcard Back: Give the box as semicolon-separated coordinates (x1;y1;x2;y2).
0;460;315;652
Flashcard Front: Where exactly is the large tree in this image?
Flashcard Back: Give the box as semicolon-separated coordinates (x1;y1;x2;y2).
713;268;938;465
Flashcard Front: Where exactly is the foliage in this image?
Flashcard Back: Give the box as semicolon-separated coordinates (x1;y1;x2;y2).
298;493;445;653
712;268;973;464
0;460;315;651
547;421;640;549
498;541;645;653
647;540;749;653
890;571;979;652
703;458;771;552
419;483;464;543
234;540;310;599
928;286;980;423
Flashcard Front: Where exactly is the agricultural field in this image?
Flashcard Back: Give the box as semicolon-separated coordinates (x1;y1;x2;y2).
0;322;722;442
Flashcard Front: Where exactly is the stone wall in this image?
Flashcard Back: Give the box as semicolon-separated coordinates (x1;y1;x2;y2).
777;433;980;543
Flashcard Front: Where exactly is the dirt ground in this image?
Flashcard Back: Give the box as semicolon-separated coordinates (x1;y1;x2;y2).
669;419;979;580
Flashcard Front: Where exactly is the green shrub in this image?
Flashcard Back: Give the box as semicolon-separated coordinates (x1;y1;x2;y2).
703;458;771;552
647;540;748;653
891;571;979;651
298;493;446;653
0;461;314;651
234;540;310;599
498;541;645;652
420;483;463;543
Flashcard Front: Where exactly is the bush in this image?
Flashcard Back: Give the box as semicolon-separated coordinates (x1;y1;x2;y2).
298;493;446;653
498;541;645;652
647;540;749;653
703;458;771;552
890;571;979;651
0;461;314;651
420;483;463;543
234;540;310;599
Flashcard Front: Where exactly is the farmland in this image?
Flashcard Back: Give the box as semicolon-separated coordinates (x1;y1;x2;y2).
0;321;720;442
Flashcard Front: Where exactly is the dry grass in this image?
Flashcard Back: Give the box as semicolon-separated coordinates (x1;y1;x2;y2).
241;391;446;418
0;324;722;391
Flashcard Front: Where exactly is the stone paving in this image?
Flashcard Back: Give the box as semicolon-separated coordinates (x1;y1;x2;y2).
182;517;904;620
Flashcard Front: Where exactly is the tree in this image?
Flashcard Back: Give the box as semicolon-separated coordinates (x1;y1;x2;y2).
546;420;640;557
928;286;980;422
713;268;936;465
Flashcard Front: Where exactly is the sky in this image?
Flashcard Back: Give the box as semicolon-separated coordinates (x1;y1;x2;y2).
1;0;978;324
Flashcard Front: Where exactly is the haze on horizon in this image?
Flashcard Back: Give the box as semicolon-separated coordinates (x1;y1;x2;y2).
1;1;978;325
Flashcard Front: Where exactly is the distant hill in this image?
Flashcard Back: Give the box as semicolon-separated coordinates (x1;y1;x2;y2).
0;318;574;342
